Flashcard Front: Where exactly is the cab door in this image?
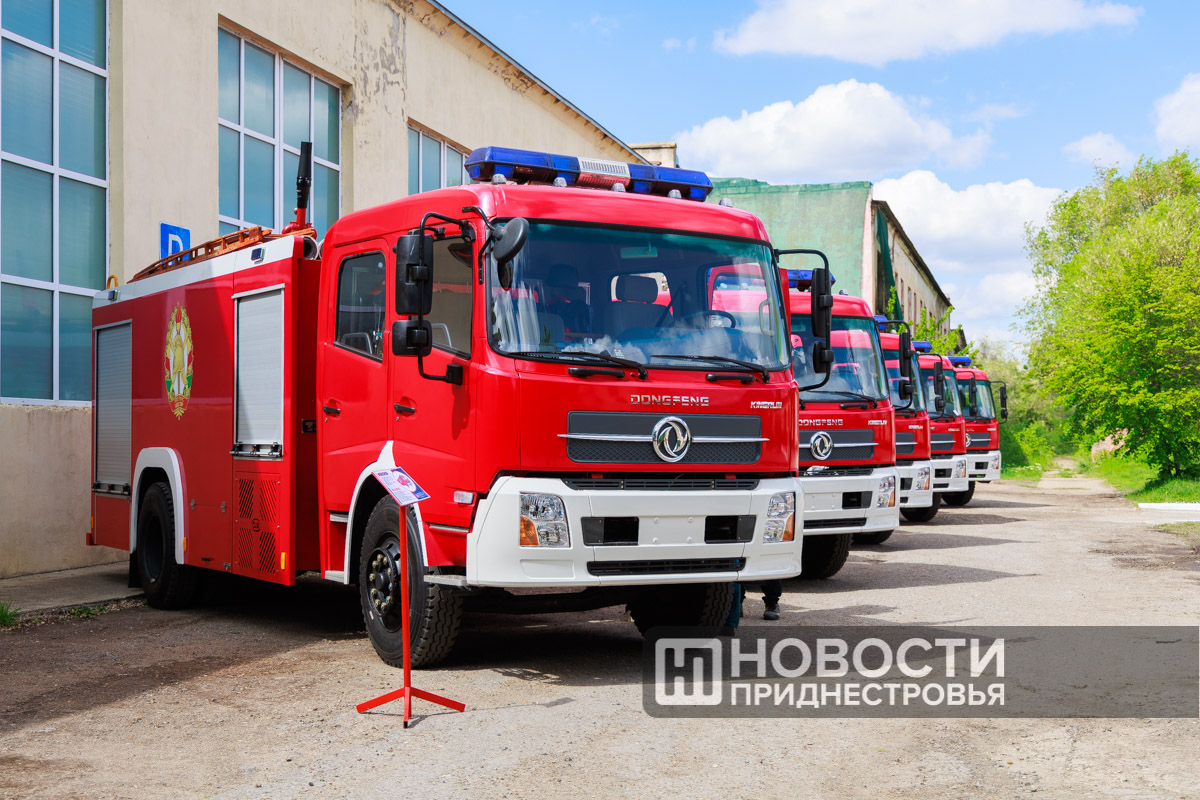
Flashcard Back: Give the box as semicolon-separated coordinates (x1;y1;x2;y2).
318;243;390;512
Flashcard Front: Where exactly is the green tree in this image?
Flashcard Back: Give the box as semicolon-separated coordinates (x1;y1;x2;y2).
912;306;975;359
1023;154;1200;478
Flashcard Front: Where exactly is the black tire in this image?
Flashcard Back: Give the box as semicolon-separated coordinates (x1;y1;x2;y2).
900;497;941;523
853;529;893;545
136;481;198;609
627;583;734;635
942;481;976;507
359;496;462;668
799;533;852;579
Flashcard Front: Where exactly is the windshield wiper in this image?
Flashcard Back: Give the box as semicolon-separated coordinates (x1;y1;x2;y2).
507;350;648;380
649;353;769;383
804;389;879;407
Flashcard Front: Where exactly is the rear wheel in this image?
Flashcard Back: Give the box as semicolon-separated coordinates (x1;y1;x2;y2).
359;497;463;668
627;583;734;634
799;533;852;579
136;481;198;609
942;481;976;507
900;496;941;523
853;529;893;545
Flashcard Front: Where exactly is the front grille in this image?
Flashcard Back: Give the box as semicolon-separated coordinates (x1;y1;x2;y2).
968;432;991;449
565;411;762;465
800;466;875;478
896;430;917;458
564;476;760;491
900;477;913;491
798;428;875;462
587;557;746;576
930;433;955;453
804;517;865;530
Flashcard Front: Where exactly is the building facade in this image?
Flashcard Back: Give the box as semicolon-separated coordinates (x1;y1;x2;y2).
0;0;642;577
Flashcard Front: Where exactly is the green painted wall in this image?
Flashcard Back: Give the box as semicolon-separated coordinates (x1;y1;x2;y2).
709;178;871;294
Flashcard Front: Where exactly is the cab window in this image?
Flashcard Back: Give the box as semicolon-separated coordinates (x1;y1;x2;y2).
335;252;386;359
427;239;474;356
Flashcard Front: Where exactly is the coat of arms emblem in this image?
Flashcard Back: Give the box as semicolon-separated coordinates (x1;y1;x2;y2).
164;304;194;418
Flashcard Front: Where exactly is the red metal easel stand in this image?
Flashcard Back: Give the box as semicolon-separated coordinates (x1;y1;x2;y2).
355;512;465;727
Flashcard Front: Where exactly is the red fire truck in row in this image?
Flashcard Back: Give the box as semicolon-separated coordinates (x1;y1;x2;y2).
89;145;832;666
906;345;969;521
945;356;1006;506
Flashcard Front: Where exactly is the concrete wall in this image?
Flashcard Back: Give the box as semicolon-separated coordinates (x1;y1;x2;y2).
709;178;874;296
872;203;952;333
1;0;639;577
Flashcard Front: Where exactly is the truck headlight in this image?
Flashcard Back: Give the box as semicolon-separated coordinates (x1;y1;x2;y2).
519;492;570;547
916;466;931;491
763;492;795;543
990;452;1001;470
954;458;968;478
875;475;896;508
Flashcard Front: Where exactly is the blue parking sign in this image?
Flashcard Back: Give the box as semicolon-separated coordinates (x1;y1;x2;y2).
160;223;191;259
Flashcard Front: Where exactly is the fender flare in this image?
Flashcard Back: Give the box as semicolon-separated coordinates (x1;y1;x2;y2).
341;442;427;585
131;447;188;565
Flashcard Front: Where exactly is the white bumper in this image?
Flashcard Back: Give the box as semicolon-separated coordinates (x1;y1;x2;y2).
967;450;1002;482
931;455;969;493
897;460;934;509
466;476;802;587
797;467;899;536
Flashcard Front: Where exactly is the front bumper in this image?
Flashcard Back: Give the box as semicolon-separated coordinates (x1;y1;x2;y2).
466;476;802;587
897;460;934;509
967;449;1002;482
797;467;899;536
931;455;969;492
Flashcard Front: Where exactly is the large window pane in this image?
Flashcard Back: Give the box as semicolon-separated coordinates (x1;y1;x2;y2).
446;149;463;187
59;178;104;288
219;220;238;236
282;63;309;149
219;125;239;219
58;292;91;400
60;63;105;178
313;163;337;238
313;78;338;162
0;283;52;398
420;133;440;193
1;162;51;280
243;43;274;136
2;0;51;47
218;29;240;123
407;128;419;196
60;0;105;67
243;136;273;228
2;40;52;163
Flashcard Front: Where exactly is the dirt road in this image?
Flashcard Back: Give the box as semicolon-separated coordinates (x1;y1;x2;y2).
2;476;1198;799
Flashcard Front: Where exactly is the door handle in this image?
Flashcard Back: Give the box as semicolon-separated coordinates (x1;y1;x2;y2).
323;404;341;416
394;403;416;415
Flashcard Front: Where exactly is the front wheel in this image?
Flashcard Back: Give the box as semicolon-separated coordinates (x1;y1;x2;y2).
853;529;893;545
136;481;198;609
900;497;941;523
627;583;734;634
799;533;852;579
942;481;976;507
359;497;463;668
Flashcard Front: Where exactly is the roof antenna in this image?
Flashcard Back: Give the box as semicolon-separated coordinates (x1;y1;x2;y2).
282;141;313;234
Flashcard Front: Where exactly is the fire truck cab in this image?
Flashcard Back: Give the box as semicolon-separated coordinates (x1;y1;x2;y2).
909;345;969;520
879;328;934;524
945;356;1005;506
90;146;807;667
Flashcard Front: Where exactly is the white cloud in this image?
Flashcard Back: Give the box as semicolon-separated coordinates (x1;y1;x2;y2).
715;0;1140;66
1154;73;1200;151
964;103;1026;123
1063;132;1134;165
874;170;1062;341
663;36;697;51
574;14;619;36
675;80;988;183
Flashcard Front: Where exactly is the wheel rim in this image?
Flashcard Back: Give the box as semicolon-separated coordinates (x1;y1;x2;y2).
367;537;405;632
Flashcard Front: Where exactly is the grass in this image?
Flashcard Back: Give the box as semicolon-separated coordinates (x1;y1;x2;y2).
67;604;104;619
1001;464;1044;483
0;601;19;628
1089;456;1200;503
1157;522;1200;537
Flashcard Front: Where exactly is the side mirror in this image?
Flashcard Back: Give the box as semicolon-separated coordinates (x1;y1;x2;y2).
394;233;434;316
812;340;834;374
492;217;529;265
935;395;946;413
933;361;946;399
898;331;913;379
392;319;432;358
810;267;832;340
898;378;913;402
1001;408;1009;421
969;404;979;417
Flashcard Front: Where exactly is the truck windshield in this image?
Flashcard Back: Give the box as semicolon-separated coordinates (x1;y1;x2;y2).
975;380;996;420
922;366;962;418
883;348;925;411
791;315;888;403
488;222;789;370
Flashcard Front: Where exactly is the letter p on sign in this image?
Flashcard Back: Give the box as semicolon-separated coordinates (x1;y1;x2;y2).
160;223;191;259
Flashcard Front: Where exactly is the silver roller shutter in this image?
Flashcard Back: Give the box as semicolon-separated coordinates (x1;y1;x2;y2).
235;289;284;451
95;323;132;487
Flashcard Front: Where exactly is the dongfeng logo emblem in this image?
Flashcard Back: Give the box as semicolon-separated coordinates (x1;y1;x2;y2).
652;416;692;463
810;430;834;461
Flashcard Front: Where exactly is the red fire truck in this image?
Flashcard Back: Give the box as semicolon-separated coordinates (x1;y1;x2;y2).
865;326;933;542
89;145;814;666
944;356;1005;506
908;346;969;521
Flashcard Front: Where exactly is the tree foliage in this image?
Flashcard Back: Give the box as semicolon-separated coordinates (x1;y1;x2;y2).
912;305;975;360
1022;154;1200;478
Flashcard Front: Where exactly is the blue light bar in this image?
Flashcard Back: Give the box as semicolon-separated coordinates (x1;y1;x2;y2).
912;340;932;353
464;146;712;200
785;268;836;289
949;355;972;367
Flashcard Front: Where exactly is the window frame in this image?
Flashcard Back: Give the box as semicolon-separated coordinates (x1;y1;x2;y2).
333;250;386;362
217;28;341;236
407;126;468;195
0;1;110;406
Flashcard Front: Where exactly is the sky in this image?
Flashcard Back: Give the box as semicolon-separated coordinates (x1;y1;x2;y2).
444;0;1200;346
